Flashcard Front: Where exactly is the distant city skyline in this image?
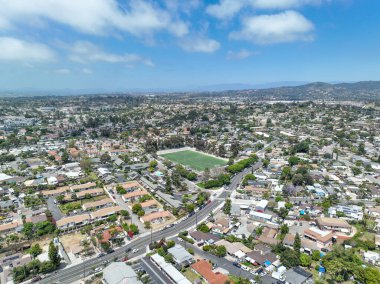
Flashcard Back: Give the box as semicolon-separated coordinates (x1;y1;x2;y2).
0;0;379;91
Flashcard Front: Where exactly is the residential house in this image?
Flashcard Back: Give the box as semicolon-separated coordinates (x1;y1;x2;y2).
304;227;334;248
102;262;142;284
168;244;195;269
140;211;171;224
150;254;191;284
82;198;114;211
316;217;352;234
56;214;92;232
191;259;229;284
122;190;148;202
189;231;221;245
90;205;122;221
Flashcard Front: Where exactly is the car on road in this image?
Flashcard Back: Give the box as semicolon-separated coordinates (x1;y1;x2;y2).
125;248;132;253
94;267;103;273
132;248;139;253
102;260;109;266
232;262;241;268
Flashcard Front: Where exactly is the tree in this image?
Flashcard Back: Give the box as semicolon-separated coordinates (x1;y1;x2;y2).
129;224;139;234
218;144;226;157
165;176;172;193
185;203;195;213
230;141;240;158
294;233;301;254
164;253;174;264
255;226;263;236
166;240;175;249
312;250;320;261
132;203;142;214
288;156;300;167
29;243;42;258
100;152;111;164
292;173;304;186
223;199;231;215
197;223;210;233
280;166;292;181
280;224;289;236
357;142;366;155
149;160;158;169
80;157;92;172
278;207;288;219
120;210;130;218
22;222;34;239
61;151;69;163
48;241;61;268
144;221;151;229
216;245;227;257
280;248;300;268
56;195;65;204
299;253;312;267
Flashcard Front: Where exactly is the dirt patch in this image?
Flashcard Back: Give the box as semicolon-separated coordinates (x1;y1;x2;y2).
60;232;85;253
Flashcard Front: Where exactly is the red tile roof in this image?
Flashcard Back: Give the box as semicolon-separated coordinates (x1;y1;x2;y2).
191;259;230;284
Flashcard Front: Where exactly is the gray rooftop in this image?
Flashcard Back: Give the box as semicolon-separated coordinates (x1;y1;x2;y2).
103;262;142;284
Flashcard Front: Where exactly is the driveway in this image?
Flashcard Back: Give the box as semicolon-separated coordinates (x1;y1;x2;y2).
47;196;64;221
104;186;146;234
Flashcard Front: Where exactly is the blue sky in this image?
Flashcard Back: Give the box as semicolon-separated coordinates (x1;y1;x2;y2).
0;0;378;91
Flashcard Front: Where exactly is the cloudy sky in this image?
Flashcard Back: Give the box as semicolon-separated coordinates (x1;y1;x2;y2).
0;0;378;91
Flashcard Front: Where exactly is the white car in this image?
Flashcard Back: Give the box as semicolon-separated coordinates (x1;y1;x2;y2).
94;267;103;273
132;248;139;253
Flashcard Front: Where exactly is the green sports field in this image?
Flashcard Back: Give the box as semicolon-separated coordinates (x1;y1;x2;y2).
160;150;227;171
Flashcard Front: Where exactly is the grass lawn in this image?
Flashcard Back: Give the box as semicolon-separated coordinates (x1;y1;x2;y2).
183;268;206;284
59;195;108;214
160;150;227;171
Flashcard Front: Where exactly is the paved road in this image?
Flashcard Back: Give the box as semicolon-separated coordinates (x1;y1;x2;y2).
39;199;223;284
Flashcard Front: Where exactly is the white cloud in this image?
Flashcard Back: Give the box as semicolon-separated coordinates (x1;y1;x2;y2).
180;37;220;53
206;0;245;19
0;36;55;61
0;0;188;37
68;41;153;67
207;0;323;19
82;68;93;75
227;49;258;60
55;68;70;74
230;11;314;44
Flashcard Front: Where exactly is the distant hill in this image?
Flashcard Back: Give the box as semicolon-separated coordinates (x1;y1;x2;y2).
218;81;380;102
1;81;380;101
